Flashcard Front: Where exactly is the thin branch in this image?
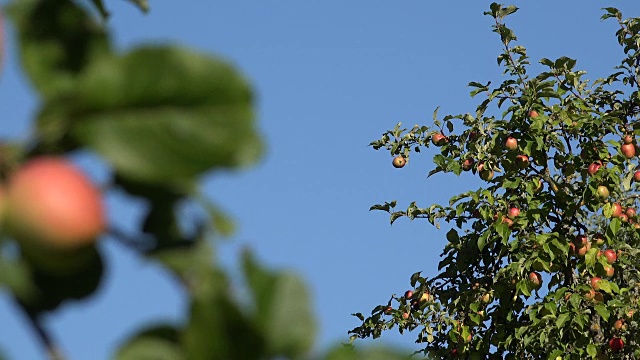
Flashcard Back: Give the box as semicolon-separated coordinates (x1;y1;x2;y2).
15;300;65;360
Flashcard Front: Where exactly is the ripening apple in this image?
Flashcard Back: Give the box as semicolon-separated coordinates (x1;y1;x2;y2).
604;265;615;277
481;292;493;304
431;133;447;146
621;143;636;158
402;312;410;320
5;157;105;248
4;157;106;272
609;337;624;351
593;233;605;246
623;134;634;144
584;289;596;301
515;155;529;169
634;170;640;182
501;216;514;227
620;213;629;223
626;207;636;219
392;156;406;168
594;292;604;303
462;158;474;171
604;249;617;264
574;234;588;247
614;319;626;331
505;136;518;151
405;290;414;299
478;163;494;181
508;207;520;218
528;271;542;288
611;203;623;218
576;242;591;257
420;292;431;303
596;185;610;200
587;162;602;176
529;110;539;118
591;277;602;290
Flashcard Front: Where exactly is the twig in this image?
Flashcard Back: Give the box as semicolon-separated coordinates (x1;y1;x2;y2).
16;300;65;360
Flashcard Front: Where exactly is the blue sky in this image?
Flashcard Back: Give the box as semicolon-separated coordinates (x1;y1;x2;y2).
1;1;640;359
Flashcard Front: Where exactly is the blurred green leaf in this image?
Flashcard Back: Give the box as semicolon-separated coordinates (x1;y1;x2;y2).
323;345;412;360
182;266;264;359
0;255;37;302
115;324;184;360
243;250;316;358
38;45;263;185
6;0;111;98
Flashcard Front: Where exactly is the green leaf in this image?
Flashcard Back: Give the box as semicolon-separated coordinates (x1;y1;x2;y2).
115;325;184;360
609;218;621;236
586;344;597;357
39;45;263;185
0;256;37;302
243;250;316;358
446;229;460;244
6;0;111;98
594;303;610;321
323;345;411;360
183;285;264;360
556;313;569;327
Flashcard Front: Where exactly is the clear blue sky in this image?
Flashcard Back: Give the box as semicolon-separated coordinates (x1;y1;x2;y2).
1;1;639;359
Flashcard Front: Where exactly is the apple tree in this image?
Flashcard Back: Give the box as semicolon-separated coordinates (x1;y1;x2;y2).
350;4;640;359
0;1;411;359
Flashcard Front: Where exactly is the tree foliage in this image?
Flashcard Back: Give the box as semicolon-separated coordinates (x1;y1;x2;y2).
0;1;409;359
351;4;640;359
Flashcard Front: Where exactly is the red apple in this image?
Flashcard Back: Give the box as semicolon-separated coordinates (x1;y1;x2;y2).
468;131;478;142
529;110;539;118
621;143;636;158
405;290;414;299
574;234;588;247
634;170;640;182
515;155;529;169
392;156;406;168
5;157;105;250
432;133;447;146
626;207;636;219
528;272;542;288
623;135;634;144
620;214;629;223
609;337;624;351
587;162;602;176
462;158;474;171
508;207;520;218
384;306;392;315
604;249;617;264
402;312;410;320
611;203;623;218
576;242;591;257
505;136;518;151
591;277;602;290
